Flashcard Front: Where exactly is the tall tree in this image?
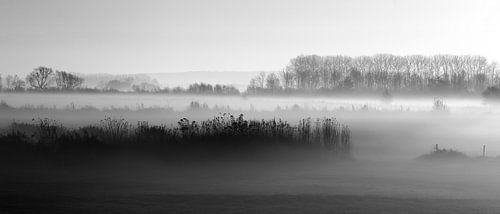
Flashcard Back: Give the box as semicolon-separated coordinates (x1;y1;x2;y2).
26;66;54;89
55;71;84;90
265;73;281;90
256;72;266;88
280;69;294;89
6;75;26;91
275;54;498;92
5;75;13;89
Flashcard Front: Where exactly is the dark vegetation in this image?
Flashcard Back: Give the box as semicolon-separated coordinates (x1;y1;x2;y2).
418;145;468;161
246;54;500;95
2;54;499;97
6;194;500;214
159;82;240;95
0;67;240;95
0;99;418;115
482;86;500;100
0;114;351;160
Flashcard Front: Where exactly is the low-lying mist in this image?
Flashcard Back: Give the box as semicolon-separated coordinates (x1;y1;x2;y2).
1;95;499;161
4;94;500;213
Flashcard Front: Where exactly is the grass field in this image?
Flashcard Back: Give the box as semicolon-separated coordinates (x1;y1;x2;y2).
3;157;500;213
2;94;500;213
5;194;500;213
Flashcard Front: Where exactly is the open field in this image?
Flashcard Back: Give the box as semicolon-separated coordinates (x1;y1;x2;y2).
6;195;500;214
1;94;500;160
0;93;490;112
4;159;500;213
3;93;500;212
5;0;500;212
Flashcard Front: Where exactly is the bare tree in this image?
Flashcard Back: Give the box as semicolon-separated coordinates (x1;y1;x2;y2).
26;66;54;89
280;69;294;89
247;78;259;93
265;72;281;91
55;70;84;90
256;72;266;88
6;75;26;91
5;75;13;89
274;54;496;92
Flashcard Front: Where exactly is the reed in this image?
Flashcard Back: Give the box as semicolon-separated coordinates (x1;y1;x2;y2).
0;113;351;159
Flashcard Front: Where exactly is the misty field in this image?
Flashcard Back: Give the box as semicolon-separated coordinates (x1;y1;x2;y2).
3;93;500;213
0;92;489;112
1;93;499;158
5;0;500;212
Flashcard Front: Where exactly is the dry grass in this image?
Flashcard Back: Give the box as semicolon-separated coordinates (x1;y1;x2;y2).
0;113;351;159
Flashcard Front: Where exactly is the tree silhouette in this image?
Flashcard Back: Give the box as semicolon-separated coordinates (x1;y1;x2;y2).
55;71;84;90
26;66;54;90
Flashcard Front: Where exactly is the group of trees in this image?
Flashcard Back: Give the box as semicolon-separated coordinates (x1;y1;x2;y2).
160;83;240;95
247;72;282;93
248;54;500;94
186;82;240;95
0;67;241;95
0;66;83;91
131;82;161;93
127;82;240;94
7;55;499;96
0;74;26;91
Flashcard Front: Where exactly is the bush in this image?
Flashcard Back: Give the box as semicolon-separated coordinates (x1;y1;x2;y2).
0;100;13;110
482;86;500;99
188;101;209;111
418;147;468;161
0;114;352;159
99;116;130;143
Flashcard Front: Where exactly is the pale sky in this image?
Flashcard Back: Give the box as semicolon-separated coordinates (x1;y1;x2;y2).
1;0;500;75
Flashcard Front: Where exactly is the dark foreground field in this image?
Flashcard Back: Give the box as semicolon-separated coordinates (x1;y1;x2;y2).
5;193;500;214
3;156;500;213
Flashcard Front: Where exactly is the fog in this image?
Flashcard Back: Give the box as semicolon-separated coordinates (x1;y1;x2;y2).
0;93;491;112
4;0;500;211
4;93;500;212
1;93;499;160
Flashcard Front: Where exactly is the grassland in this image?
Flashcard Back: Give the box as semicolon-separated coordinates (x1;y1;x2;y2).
4;159;500;213
2;94;500;213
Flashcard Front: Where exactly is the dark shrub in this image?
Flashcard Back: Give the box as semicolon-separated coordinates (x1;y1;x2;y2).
418;147;468;161
482;86;500;99
0;114;352;159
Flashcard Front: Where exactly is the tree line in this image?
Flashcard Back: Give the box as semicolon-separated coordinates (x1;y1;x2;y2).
248;54;499;94
0;66;240;95
154;83;240;95
0;66;83;91
4;55;497;96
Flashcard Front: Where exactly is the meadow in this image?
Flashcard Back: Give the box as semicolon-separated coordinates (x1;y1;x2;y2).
3;93;500;213
1;93;498;159
0;92;489;112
